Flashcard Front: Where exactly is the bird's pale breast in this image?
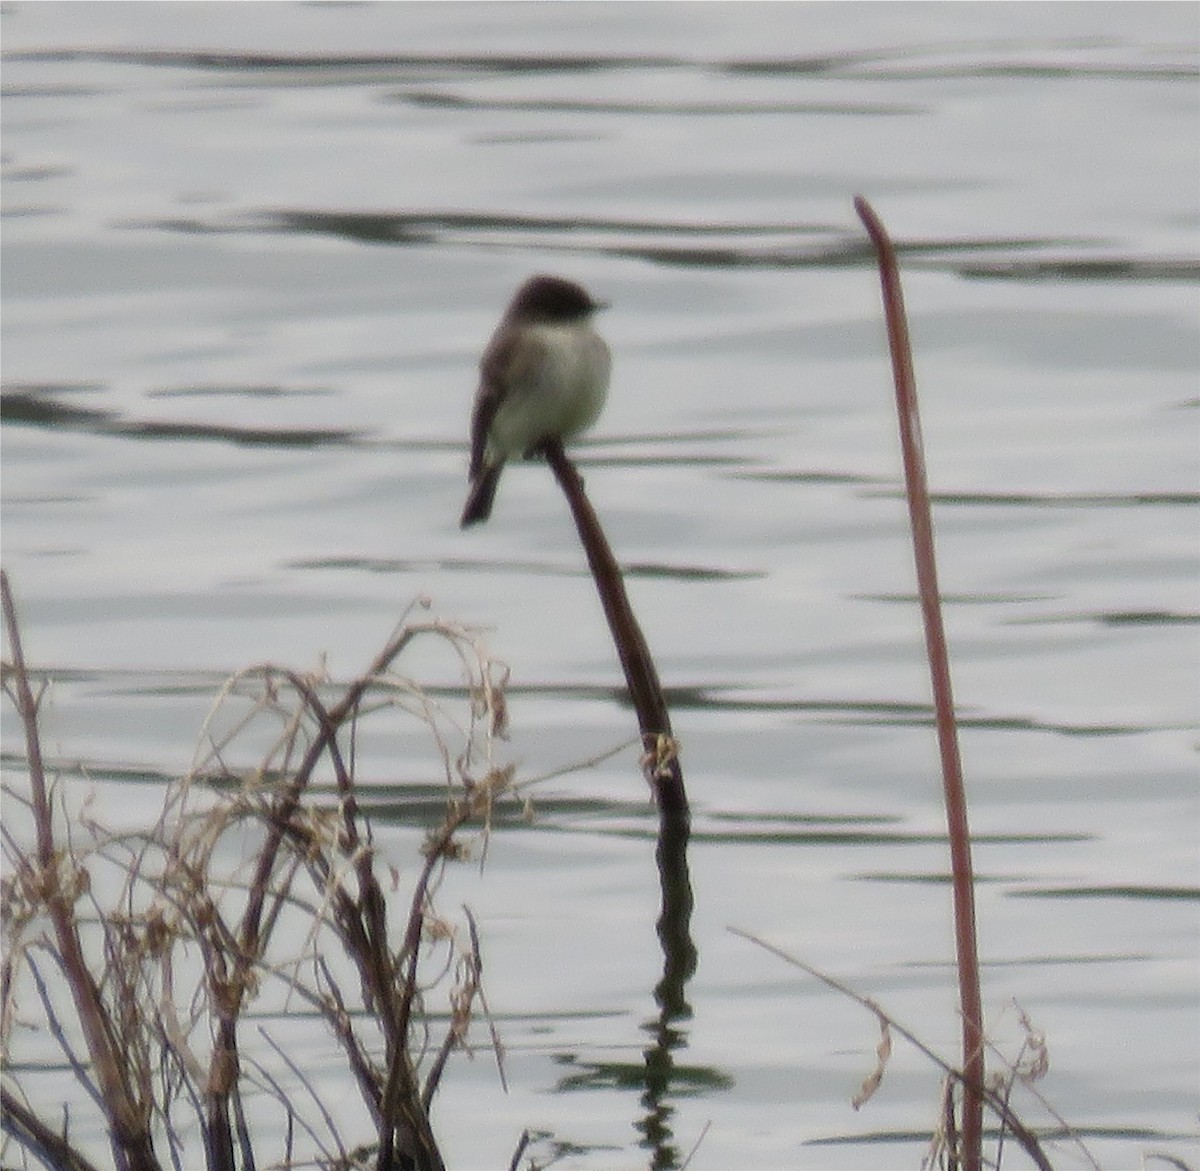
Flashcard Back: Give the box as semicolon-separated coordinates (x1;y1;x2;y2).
487;323;610;459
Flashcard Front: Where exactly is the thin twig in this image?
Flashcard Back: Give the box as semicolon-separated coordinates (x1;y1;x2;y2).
0;1087;105;1171
984;1033;1099;1171
257;1026;347;1168
678;1120;712;1170
729;927;1052;1171
465;904;509;1093
507;1129;532;1171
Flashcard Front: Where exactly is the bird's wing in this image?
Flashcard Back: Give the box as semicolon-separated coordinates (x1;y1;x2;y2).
469;328;549;478
467;373;501;481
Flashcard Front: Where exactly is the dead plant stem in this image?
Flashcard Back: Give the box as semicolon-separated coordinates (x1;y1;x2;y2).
854;197;985;1171
730;928;1051;1171
2;570;163;1171
542;440;689;820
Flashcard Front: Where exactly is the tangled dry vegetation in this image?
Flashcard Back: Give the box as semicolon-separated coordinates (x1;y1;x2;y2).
2;583;513;1171
0;597;1077;1171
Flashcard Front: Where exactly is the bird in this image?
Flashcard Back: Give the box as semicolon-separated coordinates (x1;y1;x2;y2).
460;274;610;527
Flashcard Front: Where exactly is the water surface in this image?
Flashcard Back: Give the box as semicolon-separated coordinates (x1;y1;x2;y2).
2;4;1198;1169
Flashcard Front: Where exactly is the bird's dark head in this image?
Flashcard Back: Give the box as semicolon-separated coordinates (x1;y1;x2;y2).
507;274;607;323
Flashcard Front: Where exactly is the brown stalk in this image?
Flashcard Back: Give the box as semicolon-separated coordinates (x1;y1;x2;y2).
542;440;688;820
1;570;163;1171
730;928;1051;1171
854;196;985;1171
542;439;697;1164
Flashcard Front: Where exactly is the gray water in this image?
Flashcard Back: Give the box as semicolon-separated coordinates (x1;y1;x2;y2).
2;3;1198;1169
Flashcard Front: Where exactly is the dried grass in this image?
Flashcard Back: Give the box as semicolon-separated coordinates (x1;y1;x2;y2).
2;576;513;1171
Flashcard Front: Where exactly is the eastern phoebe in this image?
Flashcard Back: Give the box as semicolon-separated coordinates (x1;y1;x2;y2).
460;274;610;527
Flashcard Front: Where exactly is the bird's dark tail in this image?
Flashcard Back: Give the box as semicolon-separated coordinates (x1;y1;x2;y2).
460;464;504;527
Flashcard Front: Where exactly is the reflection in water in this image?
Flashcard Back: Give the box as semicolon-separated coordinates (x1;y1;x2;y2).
0;385;363;447
638;814;701;1169
164;206;1123;276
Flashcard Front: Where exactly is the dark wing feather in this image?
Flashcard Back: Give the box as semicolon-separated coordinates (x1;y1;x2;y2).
468;327;549;477
467;372;502;481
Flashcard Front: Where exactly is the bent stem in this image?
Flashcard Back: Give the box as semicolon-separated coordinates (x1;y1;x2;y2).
543;440;698;1165
729;929;1051;1171
854;196;985;1171
542;439;689;821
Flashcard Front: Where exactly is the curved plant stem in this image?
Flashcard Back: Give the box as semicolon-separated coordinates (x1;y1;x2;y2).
543;440;688;820
854;196;985;1171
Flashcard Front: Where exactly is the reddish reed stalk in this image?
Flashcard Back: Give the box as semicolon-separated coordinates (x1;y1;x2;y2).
854;196;984;1171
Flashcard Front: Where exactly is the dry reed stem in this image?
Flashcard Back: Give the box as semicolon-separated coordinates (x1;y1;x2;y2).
854;196;986;1171
2;570;162;1171
729;927;1056;1171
